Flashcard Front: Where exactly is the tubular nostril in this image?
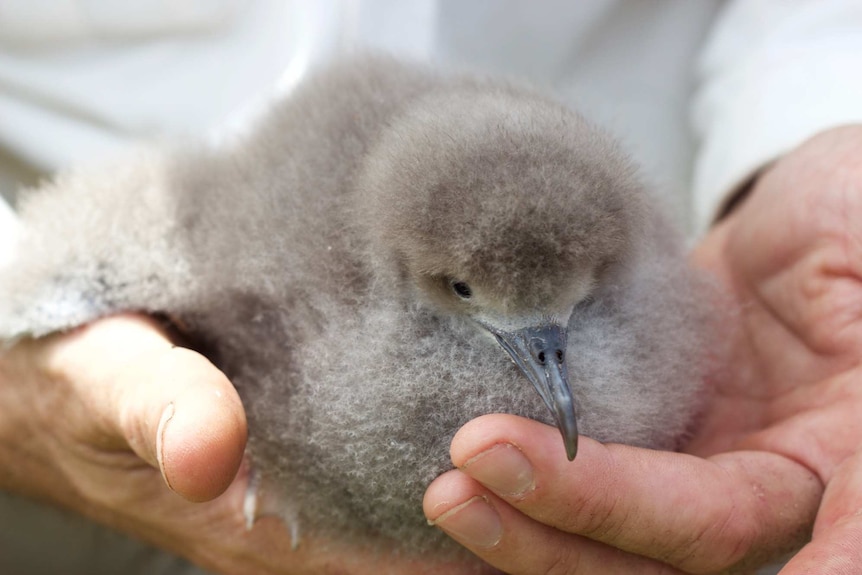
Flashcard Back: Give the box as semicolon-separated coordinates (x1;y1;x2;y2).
537;351;546;365
556;349;564;364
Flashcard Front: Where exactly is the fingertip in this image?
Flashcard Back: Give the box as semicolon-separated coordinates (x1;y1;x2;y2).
423;470;506;550
450;413;565;469
159;358;247;501
423;469;482;523
450;414;522;466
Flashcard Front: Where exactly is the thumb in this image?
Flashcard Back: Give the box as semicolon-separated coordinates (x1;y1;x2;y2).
779;451;862;573
40;314;247;502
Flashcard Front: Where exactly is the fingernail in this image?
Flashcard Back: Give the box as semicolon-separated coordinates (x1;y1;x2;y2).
462;443;534;497
428;496;502;548
156;403;175;490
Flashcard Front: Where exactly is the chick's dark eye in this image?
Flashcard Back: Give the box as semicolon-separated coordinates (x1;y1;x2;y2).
450;281;472;300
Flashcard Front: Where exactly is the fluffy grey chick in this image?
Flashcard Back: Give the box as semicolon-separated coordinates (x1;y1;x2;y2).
0;56;716;556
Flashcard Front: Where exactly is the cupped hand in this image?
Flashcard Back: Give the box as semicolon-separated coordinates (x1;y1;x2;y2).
0;314;483;575
424;125;862;574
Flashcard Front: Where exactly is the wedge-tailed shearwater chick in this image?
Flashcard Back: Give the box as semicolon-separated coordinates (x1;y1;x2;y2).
0;56;716;554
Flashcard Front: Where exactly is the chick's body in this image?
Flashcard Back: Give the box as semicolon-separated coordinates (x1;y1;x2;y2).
0;57;715;554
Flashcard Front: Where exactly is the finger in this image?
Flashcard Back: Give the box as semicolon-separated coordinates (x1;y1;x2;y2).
425;469;683;575
779;450;862;574
39;314;247;502
780;512;862;574
446;414;821;573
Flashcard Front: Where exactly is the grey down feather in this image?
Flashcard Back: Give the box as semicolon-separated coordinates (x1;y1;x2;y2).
0;56;719;556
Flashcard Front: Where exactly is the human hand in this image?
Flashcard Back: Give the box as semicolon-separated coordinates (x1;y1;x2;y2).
423;125;862;574
0;314;485;575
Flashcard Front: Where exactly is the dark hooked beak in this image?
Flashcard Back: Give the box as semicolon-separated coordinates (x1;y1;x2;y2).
489;322;578;460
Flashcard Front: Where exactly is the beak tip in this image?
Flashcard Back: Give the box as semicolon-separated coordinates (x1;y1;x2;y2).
564;435;578;461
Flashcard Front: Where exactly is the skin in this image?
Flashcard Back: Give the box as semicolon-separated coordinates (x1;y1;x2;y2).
1;124;860;574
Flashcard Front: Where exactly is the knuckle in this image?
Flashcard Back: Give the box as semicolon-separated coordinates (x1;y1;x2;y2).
539;545;581;575
670;498;758;572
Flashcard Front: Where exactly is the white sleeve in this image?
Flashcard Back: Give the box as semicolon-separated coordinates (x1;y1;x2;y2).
691;0;862;232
